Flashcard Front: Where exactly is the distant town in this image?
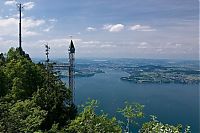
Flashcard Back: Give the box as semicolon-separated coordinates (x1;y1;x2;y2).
53;59;200;84
119;65;200;84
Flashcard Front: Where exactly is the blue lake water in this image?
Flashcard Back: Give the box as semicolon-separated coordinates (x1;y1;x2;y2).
62;69;199;132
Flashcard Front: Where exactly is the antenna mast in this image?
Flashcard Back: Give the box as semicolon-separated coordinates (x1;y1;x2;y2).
17;3;24;52
45;43;50;88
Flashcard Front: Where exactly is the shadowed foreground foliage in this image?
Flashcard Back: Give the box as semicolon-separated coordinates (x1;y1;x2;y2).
0;48;77;132
64;100;122;133
0;48;191;133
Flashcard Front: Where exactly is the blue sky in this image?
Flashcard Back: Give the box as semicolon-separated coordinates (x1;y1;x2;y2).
0;0;199;59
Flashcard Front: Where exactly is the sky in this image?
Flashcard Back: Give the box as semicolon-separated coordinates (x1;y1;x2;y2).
0;0;199;60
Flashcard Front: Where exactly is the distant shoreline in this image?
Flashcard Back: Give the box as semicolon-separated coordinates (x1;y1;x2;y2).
120;77;200;84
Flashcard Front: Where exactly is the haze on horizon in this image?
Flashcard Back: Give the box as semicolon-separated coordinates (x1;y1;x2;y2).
0;0;199;60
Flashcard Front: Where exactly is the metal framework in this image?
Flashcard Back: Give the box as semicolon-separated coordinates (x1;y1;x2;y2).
45;43;50;69
68;40;75;103
45;43;50;88
43;40;76;104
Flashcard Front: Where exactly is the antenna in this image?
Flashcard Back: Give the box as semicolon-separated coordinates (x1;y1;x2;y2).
45;43;50;88
16;3;24;53
45;43;50;67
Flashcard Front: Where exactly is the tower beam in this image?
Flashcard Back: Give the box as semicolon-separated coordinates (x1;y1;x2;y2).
68;40;75;103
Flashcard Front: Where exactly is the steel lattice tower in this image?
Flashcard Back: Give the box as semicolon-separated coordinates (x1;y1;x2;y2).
68;40;75;103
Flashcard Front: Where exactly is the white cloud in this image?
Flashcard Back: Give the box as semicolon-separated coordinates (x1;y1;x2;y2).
175;43;183;47
23;18;45;28
79;44;97;48
165;42;185;48
100;44;116;48
103;24;124;32
0;38;18;52
23;2;35;10
137;42;149;49
0;17;45;37
140;42;148;45
12;13;24;18
42;18;57;32
86;27;96;31
82;41;100;44
4;1;34;10
156;48;163;52
80;41;100;48
43;26;54;32
0;18;18;36
39;38;82;47
103;25;112;30
48;19;57;23
81;40;116;48
4;0;16;6
130;25;156;31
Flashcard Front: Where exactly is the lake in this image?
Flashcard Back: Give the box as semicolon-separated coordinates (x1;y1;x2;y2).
62;68;199;132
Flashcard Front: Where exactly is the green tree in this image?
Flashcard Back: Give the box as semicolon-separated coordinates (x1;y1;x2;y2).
0;53;7;97
33;87;77;130
0;48;77;132
0;48;192;133
65;99;122;133
6;47;30;61
118;101;144;132
32;60;77;130
0;99;47;132
139;115;191;133
7;59;44;99
3;48;45;100
0;69;8;97
0;53;5;65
